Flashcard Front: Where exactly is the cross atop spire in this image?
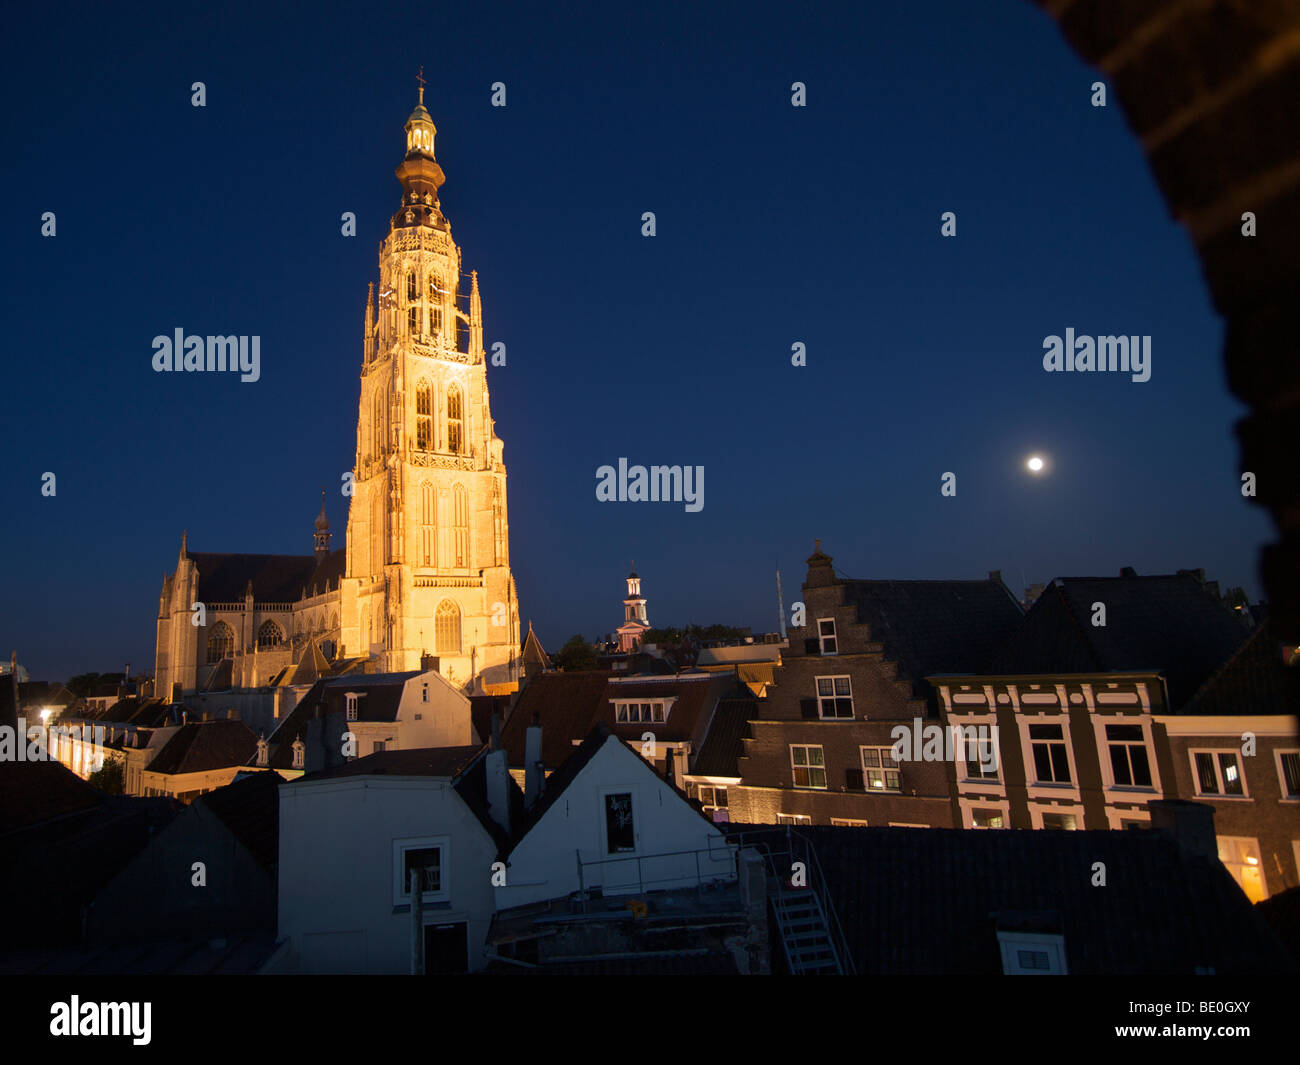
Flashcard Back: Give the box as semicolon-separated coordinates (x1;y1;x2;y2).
416;65;426;105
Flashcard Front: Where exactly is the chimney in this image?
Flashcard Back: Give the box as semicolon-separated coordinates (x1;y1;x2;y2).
490;701;501;751
1148;799;1217;860
988;570;1002;585
524;714;544;810
485;747;511;836
1119;566;1138;578
664;747;677;790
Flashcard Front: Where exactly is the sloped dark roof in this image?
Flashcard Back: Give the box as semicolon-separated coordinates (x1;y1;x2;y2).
1182;620;1300;716
453;751;524;853
727;825;1295;975
0;760;105;835
196;772;281;873
843;578;1023;692
987;573;1251;710
301;745;484;781
600;673;732;746
187;551;321;603
319;672;419;722
470;696;507;746
691;696;755;778
302;548;347;599
500;670;614;768
510;724;616;847
147;720;259;776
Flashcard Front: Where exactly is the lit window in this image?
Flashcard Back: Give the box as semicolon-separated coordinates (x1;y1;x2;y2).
1217;836;1265;903
791;745;826;789
697;785;729;823
971;807;1004;829
777;813;811;826
1029;722;1071;784
861;747;901;792
1192;750;1246;797
1105;723;1152;787
1040;812;1077;830
815;675;853;719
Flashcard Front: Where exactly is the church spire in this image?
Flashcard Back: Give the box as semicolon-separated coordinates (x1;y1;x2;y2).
394;77;446;228
314;490;332;563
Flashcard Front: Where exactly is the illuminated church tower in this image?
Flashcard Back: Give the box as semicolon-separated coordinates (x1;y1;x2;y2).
340;86;520;692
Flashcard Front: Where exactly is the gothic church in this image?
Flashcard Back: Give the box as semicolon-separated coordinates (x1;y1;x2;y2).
154;89;520;700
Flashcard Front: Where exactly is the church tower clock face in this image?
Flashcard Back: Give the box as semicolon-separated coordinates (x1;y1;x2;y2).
339;86;520;693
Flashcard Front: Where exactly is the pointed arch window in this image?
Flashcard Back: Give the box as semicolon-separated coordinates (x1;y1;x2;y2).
428;277;443;335
435;600;461;655
421;481;436;566
493;480;505;565
207;622;234;663
453;484;469;567
257;620;284;650
416;380;432;451
447;384;463;455
372;387;386;460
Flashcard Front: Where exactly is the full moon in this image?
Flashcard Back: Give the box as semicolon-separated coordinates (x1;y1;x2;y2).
1027;455;1045;473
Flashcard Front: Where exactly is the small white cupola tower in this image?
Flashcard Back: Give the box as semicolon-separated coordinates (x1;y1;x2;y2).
617;565;650;652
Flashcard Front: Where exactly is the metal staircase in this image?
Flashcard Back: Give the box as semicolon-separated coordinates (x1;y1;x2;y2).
733;826;854;974
769;875;843;973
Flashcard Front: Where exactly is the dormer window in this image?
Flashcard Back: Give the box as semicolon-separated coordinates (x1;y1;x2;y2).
291;738;305;770
256;737;268;767
996;930;1068;975
346;693;359;721
614;701;665;724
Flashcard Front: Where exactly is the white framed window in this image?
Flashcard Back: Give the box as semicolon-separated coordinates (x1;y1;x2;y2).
1027;721;1072;784
861;746;901;792
256;737;268;767
291;738;304;770
345;693;359;721
1190;749;1248;797
815;675;853;719
1275;749;1300;800
997;932;1067;975
777;813;811;825
1103;722;1154;787
791;745;827;789
888;822;929;828
817;618;838;655
603;790;636;854
696;784;730;823
830;818;867;827
614;701;666;724
963;733;1000;781
393;836;449;906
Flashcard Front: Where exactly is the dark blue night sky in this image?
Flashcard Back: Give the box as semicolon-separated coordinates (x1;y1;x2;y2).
1;0;1268;681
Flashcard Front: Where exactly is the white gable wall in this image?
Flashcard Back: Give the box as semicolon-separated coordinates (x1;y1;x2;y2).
497;736;735;911
278;775;498;973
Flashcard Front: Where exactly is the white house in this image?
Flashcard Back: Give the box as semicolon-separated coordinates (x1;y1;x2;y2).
497;723;736;912
273;745;512;973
